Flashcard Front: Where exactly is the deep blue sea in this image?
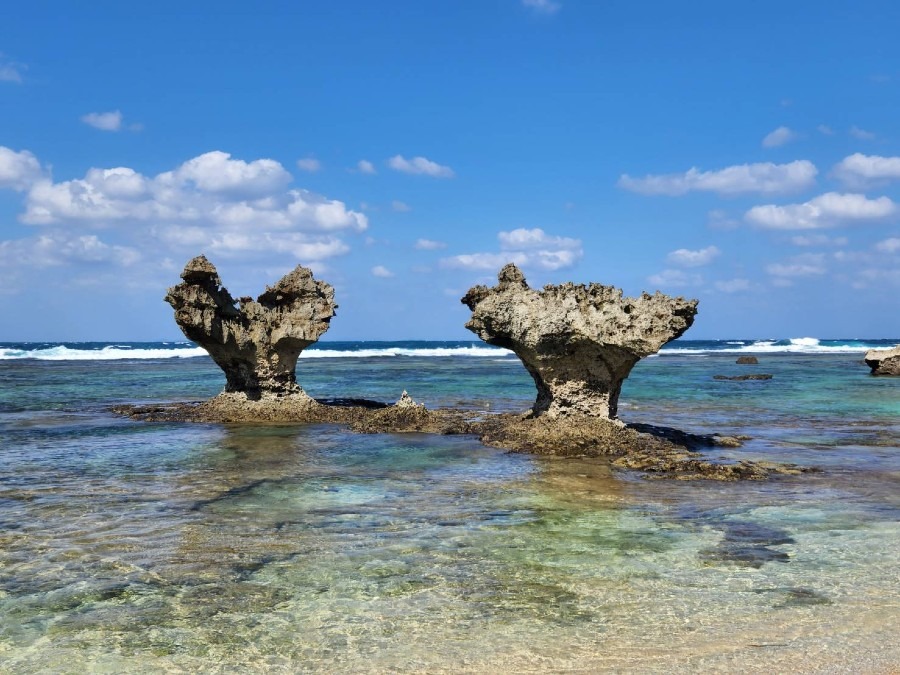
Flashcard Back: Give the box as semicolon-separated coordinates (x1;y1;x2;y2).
0;338;898;672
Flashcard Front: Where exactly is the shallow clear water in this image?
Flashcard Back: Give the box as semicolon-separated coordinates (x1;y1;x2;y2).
0;343;898;672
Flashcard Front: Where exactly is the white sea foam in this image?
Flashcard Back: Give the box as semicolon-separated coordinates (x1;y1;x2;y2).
0;344;512;361
0;345;209;361
662;337;878;355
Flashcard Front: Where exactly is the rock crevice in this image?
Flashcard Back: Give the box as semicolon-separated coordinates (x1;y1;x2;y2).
164;255;336;398
462;264;698;419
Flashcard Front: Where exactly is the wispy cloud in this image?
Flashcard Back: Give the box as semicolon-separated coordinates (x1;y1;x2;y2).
296;158;322;173
746;192;896;230
391;200;411;212
714;278;751;293
371;265;394;278
618;160;817;196
415;238;446;250
850;125;876;141
766;253;827;280
356;160;376;175
0;53;25;83
80;110;124;132
762;126;798;148
647;269;703;289
388;154;454;178
522;0;561;14
666;245;721;267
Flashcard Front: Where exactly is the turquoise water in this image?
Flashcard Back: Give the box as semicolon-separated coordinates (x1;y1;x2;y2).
0;341;898;672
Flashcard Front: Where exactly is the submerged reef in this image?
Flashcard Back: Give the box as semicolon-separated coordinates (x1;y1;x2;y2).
165;255;335;399
461;264;698;419
117;258;809;481
865;346;900;376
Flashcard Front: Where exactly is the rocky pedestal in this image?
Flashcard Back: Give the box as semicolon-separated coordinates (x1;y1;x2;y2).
164;255;336;398
865;346;900;376
461;264;698;419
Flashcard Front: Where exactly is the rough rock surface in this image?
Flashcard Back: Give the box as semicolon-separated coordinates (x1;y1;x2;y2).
865;346;900;376
736;356;759;365
164;255;336;398
461;264;698;419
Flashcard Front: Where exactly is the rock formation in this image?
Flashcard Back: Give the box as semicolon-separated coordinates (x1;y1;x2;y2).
864;346;900;376
164;255;336;398
736;356;758;365
461;264;698;419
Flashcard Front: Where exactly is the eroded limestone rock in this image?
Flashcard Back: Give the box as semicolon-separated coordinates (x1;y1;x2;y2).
164;255;336;398
865;346;900;376
461;264;698;419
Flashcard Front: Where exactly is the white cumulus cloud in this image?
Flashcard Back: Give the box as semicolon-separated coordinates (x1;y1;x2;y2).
441;228;582;272
164;150;292;196
666;245;721;267
388;154;454;178
745;192;896;230
618;160;817;196
762;126;798;148
0;146;43;191
833;153;900;188
790;234;848;247
81;110;124;132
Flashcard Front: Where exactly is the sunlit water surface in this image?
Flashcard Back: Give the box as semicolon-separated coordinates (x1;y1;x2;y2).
0;345;898;672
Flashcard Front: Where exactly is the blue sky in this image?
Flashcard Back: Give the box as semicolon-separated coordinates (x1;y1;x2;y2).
1;0;899;340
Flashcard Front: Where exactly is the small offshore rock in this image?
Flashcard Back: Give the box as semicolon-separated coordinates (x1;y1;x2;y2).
864;346;900;376
714;374;773;381
736;356;759;365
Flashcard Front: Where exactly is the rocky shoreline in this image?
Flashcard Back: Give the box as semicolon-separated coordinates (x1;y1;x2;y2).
112;393;808;481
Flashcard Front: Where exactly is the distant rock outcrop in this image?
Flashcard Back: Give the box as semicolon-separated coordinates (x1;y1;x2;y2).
461;264;698;419
865;346;900;376
736;356;759;365
714;374;773;381
164;255;336;398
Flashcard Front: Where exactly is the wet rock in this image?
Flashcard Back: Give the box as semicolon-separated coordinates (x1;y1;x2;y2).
713;374;773;381
865;346;900;376
164;255;336;398
736;356;759;365
461;264;698;419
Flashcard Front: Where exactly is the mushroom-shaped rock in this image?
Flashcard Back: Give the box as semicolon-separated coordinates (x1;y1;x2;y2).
165;255;336;398
461;264;698;419
865;346;900;376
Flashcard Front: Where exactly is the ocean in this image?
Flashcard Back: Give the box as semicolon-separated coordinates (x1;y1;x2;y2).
0;338;898;672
